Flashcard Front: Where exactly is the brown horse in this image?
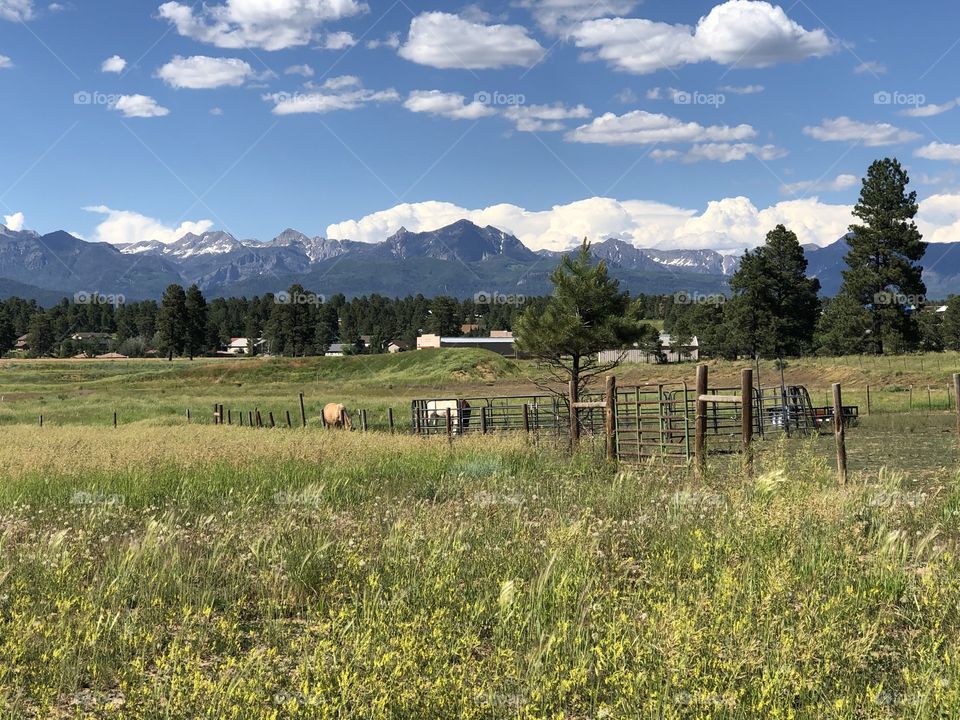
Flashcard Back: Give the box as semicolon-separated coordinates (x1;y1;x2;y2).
322;402;353;430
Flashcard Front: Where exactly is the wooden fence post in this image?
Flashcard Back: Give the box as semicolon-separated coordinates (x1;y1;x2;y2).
213;403;219;425
186;409;190;423
248;411;253;427
605;375;617;462
741;368;753;473
522;403;530;434
954;374;960;447
695;364;708;474
268;412;275;428
39;414;42;427
360;409;368;432
299;393;307;428
445;407;452;442
256;409;263;428
569;380;580;450
833;383;847;485
113;411;117;428
866;385;871;416
480;406;487;434
286;410;292;428
387;408;395;434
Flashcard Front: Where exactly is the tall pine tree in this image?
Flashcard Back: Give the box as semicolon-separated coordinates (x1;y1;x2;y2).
837;158;926;354
157;284;187;361
725;224;821;358
184;284;208;360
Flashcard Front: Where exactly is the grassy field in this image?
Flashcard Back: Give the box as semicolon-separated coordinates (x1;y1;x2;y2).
4;350;960;429
2;352;960;717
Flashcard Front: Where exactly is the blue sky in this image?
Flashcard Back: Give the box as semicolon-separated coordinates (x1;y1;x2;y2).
2;0;960;252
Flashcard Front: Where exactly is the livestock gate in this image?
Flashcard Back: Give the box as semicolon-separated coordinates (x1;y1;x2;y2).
410;370;857;465
410;394;607;437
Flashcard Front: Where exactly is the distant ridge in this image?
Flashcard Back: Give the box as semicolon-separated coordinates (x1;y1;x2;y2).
1;220;957;302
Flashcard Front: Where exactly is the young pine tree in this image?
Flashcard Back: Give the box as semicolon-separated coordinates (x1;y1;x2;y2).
514;239;649;398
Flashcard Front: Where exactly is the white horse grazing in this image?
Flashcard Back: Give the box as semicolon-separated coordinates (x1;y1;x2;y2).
425;399;472;433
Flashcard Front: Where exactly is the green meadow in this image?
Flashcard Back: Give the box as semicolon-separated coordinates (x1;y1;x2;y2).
1;351;960;718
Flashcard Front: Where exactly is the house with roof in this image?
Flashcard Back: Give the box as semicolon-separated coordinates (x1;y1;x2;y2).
416;331;517;357
222;337;265;355
597;333;699;364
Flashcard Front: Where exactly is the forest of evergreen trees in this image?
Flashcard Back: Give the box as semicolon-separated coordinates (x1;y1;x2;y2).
0;283;671;359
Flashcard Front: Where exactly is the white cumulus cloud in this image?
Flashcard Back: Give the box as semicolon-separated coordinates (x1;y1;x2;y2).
803;116;921;146
915;142;960;162
284;63;314;77
326;195;857;253
652;142;787;163
403;90;496;120
366;32;400;49
566;110;755;146
901;99;958;118
3;211;25;231
320;30;355;50
0;0;32;21
781;173;859;195
84;205;213;245
110;94;170;118
517;0;640;35
399;12;544;70
267;77;398;115
157;0;367;51
101;55;126;73
916;193;960;244
571;0;835;74
157;55;253;89
503;102;592;132
0;54;11;69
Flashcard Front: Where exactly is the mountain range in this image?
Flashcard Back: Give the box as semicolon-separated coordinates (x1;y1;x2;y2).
0;220;957;303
